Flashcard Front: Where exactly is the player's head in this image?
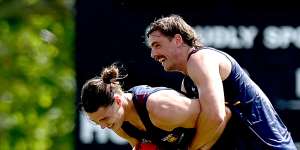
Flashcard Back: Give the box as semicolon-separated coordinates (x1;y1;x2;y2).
145;14;203;72
80;64;123;112
80;64;125;129
145;14;202;49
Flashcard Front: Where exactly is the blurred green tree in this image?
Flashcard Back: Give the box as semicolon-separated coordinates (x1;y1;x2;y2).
0;0;75;150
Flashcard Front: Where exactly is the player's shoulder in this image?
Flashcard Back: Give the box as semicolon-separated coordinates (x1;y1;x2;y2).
146;89;185;115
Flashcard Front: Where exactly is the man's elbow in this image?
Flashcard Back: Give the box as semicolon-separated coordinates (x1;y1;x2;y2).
205;110;227;126
212;107;231;125
212;114;226;125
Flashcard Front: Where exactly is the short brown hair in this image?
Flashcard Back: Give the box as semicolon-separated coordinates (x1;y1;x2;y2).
145;14;203;48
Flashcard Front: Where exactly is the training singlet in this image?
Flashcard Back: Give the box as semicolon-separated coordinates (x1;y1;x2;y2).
183;47;297;150
121;85;196;150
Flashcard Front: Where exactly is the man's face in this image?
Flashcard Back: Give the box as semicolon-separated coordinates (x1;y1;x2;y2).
87;101;123;130
148;31;179;71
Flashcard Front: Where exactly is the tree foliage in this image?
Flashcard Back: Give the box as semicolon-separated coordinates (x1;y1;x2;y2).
0;0;75;149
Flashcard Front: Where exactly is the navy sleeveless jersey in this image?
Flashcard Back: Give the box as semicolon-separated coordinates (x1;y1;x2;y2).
121;85;196;150
183;47;296;150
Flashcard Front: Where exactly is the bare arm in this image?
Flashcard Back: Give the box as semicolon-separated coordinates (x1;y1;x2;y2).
146;90;200;131
146;88;230;150
189;107;231;150
114;128;139;149
187;51;227;150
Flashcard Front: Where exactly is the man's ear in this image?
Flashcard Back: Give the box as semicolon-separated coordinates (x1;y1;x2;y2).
114;95;122;106
174;34;183;46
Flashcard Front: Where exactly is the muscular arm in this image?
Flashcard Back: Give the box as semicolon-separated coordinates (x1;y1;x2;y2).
146;90;200;131
189;107;231;150
146;88;230;150
187;51;228;150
